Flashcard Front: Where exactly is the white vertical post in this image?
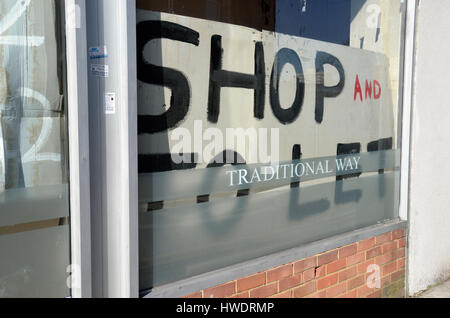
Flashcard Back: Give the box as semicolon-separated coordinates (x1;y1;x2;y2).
65;0;92;298
399;0;417;221
400;0;418;298
87;0;138;298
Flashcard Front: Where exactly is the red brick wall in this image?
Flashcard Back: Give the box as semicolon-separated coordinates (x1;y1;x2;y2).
182;229;406;298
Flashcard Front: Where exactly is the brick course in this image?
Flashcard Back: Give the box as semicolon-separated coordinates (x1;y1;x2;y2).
183;230;406;299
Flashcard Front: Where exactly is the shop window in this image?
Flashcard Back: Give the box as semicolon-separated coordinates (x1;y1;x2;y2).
136;0;406;290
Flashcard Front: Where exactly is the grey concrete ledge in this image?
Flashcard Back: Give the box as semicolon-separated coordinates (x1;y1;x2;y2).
142;219;407;298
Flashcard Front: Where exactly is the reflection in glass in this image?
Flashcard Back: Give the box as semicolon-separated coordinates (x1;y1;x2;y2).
0;0;70;297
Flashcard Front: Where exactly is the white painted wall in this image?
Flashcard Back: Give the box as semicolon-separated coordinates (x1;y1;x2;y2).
408;0;450;296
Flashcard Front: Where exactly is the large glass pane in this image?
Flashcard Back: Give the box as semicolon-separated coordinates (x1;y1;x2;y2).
0;0;70;297
136;0;405;290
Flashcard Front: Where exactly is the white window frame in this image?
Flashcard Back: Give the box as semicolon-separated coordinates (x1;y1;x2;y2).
65;0;92;298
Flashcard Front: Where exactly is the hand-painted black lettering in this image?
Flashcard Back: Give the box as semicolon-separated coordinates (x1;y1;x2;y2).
197;150;249;237
368;137;393;174
368;138;393;152
368;137;393;198
335;143;362;204
291;144;302;188
315;51;345;124
137;21;199;134
197;150;249;204
138;153;198;173
270;48;305;124
208;35;265;123
336;143;362;180
289;144;330;219
147;201;164;212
